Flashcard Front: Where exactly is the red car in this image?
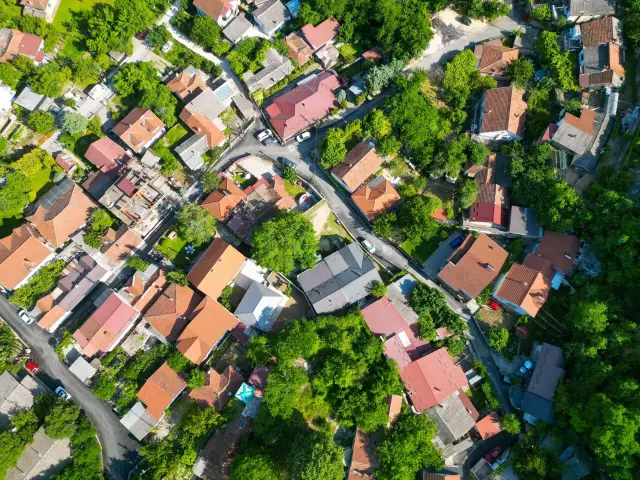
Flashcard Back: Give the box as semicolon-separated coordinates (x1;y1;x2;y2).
489;301;500;310
25;359;39;373
484;446;502;462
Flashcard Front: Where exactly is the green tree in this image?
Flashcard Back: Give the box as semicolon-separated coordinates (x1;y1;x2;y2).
507;58;534;89
252;211;318;275
0;63;22;88
166;270;188;286
175;203;216;246
458;178;478;209
282;165;297;184
45;399;81;439
93;375;117;400
363;109;392;138
288;432;344;480
140;83;178;127
148;24;171;49
512;432;561;479
446;338;465;356
537;31;578;91
62;112;89;137
501;413;521;434
202;172;222;193
0;171;32;219
443;49;496;109
377;414;443;480
372;212;397;238
398;195;441;242
320;128;347;169
9;260;66;309
113;61;159;97
232;449;281;480
10;148;55;176
487;327;510;352
30;61;71;97
71;56;102;85
247;335;272;366
0;323;19;374
188;368;206;389
368;280;387;298
11;55;35;75
190;15;223;49
89;209;114;232
418;313;437;341
83;230;103;248
27;111;55;134
125;255;150;271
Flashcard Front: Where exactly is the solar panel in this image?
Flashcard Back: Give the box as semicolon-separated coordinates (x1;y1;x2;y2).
37;177;74;210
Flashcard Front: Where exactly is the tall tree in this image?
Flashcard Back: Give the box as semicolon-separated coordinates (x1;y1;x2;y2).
175;203;216;246
288;432;344;480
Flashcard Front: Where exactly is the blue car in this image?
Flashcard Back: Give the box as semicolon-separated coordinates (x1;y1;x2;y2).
450;236;464;248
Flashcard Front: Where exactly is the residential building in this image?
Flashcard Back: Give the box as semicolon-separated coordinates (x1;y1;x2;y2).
201;177;247;221
362;296;408;338
243;48;294;93
331;142;384;193
547;108;595;156
347;428;380;480
519;343;565;423
176;296;239;364
563;0;615;23
188;238;246;299
474;86;527;142
175;134;210;171
143;283;203;342
55;153;77;173
285;32;313;65
0;224;54;291
559;445;594;480
234;280;286;332
252;0;288;37
579;42;624;88
120;402;160;441
466;183;510;230
0;82;14;115
509;206;543;238
69;356;97;383
72;291;139;357
298;242;383;314
27;177;98;249
223;14;253;44
5;427;70;480
383;323;431;368
475;411;502;440
20;0;62;22
425;390;478;445
0;29;45;63
351;176;400;220
194;0;238;27
166;66;208;102
523;231;579;290
112;108;165;154
315;43;339;68
265;70;340;142
99;225;143;269
84;137;131;173
423;467;462;480
137;362;187;421
301;17;339;50
567;16;623;50
189;365;244;410
437;234;508;301
122;264;166;312
0;371;46;429
13;86;46;111
494;263;551;317
474;39;519;77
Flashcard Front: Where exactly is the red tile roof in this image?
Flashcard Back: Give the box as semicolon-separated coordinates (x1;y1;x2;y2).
144;283;203;341
480;87;527;137
117;178;136;197
194;0;234;21
362;297;407;337
400;348;468;412
564;109;596;135
495;264;551;317
85;137;129;173
137;362;187;421
265;71;340;141
474;39;519;75
332;143;384;193
112;108;165;153
475;411;502;440
201;177;247;221
581;16;620;47
0;224;52;290
55;153;77;173
285;33;313;65
533;231;580;275
301;18;340;50
349;428;380;479
189;365;244;410
351;176;400;219
0;30;44;62
167;70;208;102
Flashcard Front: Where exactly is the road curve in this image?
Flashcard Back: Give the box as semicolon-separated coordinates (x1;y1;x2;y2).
0;296;139;480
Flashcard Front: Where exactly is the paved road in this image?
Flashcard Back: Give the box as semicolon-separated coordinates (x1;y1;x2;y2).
0;297;140;480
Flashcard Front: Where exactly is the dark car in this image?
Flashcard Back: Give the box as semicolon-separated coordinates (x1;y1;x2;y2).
450;236;464;248
262;136;278;145
460;16;473;25
484;446;502;463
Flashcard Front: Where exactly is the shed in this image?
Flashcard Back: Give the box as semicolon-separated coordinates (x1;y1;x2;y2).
68;357;97;383
120;401;159;441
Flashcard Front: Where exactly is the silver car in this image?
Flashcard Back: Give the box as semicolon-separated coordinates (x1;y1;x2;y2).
18;309;34;325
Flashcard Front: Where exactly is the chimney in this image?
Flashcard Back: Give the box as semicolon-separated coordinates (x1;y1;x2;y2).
485;264;495;272
564;253;572;260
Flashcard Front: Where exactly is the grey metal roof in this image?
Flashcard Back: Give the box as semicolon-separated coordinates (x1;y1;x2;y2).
243;49;294;93
120;401;159;441
521;392;555;423
253;0;288;34
297;243;382;314
223;14;253;44
551;121;592;156
69;356;96;382
232;94;255;120
140;150;160;167
33;177;74;212
14;86;45;111
235;281;283;331
521;343;565;423
582;45;608;74
560;446;593;480
175;134;208;171
184;88;228;121
426;393;476;445
509;206;542;238
569;0;615;16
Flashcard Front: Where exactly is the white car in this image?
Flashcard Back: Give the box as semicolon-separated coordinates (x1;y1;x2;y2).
296;131;311;142
256;129;273;141
361;238;376;253
55;386;71;400
161;41;173;53
18;309;34;325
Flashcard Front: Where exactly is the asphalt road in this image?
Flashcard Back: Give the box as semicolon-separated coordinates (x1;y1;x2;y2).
0;296;140;480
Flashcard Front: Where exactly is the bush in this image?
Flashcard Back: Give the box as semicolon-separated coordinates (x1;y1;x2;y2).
9;260;66;309
282;165;297;184
368;280;387;298
487;327;510;352
27;111;55;134
218;285;233;310
446;338;465;357
83;230;103;248
167;348;193;373
481;381;501;410
532;4;553;22
166;270;188;286
188;369;206;389
125;255;150;271
93;375;117;400
501;413;521;434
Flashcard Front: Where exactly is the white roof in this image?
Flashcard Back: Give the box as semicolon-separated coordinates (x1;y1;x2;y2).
69;356;97;382
234;280;285;331
0;83;15;112
120;402;159;441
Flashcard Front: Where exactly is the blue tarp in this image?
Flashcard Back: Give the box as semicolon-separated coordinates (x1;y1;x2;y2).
235;383;256;404
285;0;300;16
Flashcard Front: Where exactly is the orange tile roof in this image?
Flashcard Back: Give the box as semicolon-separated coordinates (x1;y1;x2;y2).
495;264;551;317
189;365;244;410
474;39;519;75
37;305;68;330
480;87;527;137
180;108;226;149
271;175;296;210
351;176;400;219
36;293;54;313
112;108;165;153
609;43;625;78
167;69;208;101
533;231;580;275
438;234;508;298
137;362;187;421
101;226;142;264
176;297;238;364
125;269;167;313
285;33;313;65
386;395;402;427
194;0;234;21
144;283;203;341
0;29;44;62
522;253;555;282
349;428;380;477
27;183;98;249
187;238;246;299
201;177;247;221
564;109;596;135
0;224;52;290
475;411;502;440
331;143;384;193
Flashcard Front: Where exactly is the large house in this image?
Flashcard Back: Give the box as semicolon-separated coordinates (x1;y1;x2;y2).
143;284;203;343
301;17;339;51
474;39;519;77
112;108;165;154
189;365;244;411
566;15;623;50
243;49;294;93
297;242;382;314
474;86;527;142
331;142;384;193
563;0;615;23
20;0;62;22
201;177;247;221
579;42;624;88
84;137;131;173
463;155;511;231
285;32;313;65
166;66;208;102
188;238;246;299
544;108;596;157
194;0;238;27
0;28;45;63
0;224;54;291
252;0;288;37
265;71;340;142
351;175;400;220
136;362;187;421
494;263;551;317
234;280;286;332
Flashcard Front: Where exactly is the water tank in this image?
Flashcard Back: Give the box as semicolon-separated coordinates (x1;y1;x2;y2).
524;360;533;369
519;366;527;374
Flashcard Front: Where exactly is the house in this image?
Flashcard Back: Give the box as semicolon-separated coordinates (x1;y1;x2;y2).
425;389;478;445
331;143;384;193
301;17;339;50
437;234;508;301
55;153;77;173
579;42;624;88
0;371;46;429
188;238;246;299
265;70;340;142
567;16;623;50
175;134;210;171
194;0;238;27
27;177;98;249
298;242;383;314
423;467;462;480
475;411;503;440
112;108;165;154
315;43;340;68
99;225;143;268
285;32;313;65
466;182;510;230
347;429;380;480
0;82;14;115
520;343;565;423
120;401;160;441
69;356;97;383
563;0;615;23
176;296;239;364
252;0;288;37
20;0;61;22
222;14;254;44
182;82;237;125
189;365;244;410
362;296;408;337
494;263;551;317
143;283;203;342
0;29;44;63
84;137;131;173
547;108;595;156
474;39;519;77
122;264;166;312
5;427;70;480
14;85;46;111
72;291;139;357
559;445;594;480
166;66;208;102
137;362;187;421
234;280;286;332
352;176;400;220
201;177;247;220
383;323;431;368
0;224;54;291
509;206;542;238
243;48;294;93
474;86;527;142
180;95;227;152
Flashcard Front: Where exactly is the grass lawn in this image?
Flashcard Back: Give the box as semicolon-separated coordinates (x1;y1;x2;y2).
54;0;114;57
284;179;305;199
164;125;189;149
318;213;351;255
157;234;206;268
401;226;454;265
30;168;54;199
233;171;256;190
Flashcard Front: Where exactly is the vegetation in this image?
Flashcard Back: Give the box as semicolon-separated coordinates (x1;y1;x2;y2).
125;255;150;271
537;31;578;92
83;208;114;248
227;38;271;75
166;270;188;286
410;284;467;341
202;173;223;193
368;280;387;298
27;111;55;135
9;260;66;309
0;408;39;478
507;58;534;89
175;203;216;247
500;413;521;435
0;323;19;374
487;327;510;352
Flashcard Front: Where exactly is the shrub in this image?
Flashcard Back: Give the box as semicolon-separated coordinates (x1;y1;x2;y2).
9;260;66;309
125;255;150;271
368;280;387;298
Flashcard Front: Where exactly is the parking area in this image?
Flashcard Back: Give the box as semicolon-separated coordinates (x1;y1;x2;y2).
422;231;464;279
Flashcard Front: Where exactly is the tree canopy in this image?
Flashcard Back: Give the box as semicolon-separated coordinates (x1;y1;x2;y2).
175;203;216;246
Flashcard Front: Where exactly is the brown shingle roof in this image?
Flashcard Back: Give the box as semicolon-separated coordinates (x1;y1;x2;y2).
581;16;620;47
176;297;238;364
144;284;203;341
201;177;247;221
480;86;527;137
438;234;508;298
187;238;246;299
189;365;244;410
496;264;551;317
331;143;384;193
137;362;187;421
84;137;130;173
112;108;164;153
533;231;580;275
0;224;52;290
351;176;400;220
474;39;519;75
349;429;380;478
522;253;555;281
285;32;313;65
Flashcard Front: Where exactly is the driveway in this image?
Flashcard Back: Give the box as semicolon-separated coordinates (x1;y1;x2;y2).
0;296;140;480
422;231;463;279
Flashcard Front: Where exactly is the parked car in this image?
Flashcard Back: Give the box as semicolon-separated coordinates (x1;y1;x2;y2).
161;41;173;53
281;157;295;168
296;131;311;142
484;446;502;463
262;136;278;145
358;237;376;254
55;386;71;400
491;448;510;470
256;129;272;141
25;359;39;373
459;15;473;25
450;236;464;248
18;309;34;325
489;301;500;310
